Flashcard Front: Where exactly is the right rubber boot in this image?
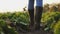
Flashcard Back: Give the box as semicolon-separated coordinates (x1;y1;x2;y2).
28;0;34;31
28;9;34;31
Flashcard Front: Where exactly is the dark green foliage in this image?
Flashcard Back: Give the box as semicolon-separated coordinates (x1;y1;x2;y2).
41;11;60;34
53;21;60;34
0;11;60;34
0;12;29;34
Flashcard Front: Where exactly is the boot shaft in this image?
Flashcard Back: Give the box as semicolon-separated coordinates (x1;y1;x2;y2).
28;9;34;26
34;6;43;30
35;6;43;22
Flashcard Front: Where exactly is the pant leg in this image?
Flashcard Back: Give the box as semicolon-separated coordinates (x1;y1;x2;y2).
36;0;42;7
28;0;34;9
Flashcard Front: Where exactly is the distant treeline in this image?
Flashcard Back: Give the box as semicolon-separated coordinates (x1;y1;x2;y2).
43;3;60;12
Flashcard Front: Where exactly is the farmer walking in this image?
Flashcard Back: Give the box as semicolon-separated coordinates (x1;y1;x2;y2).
28;0;43;31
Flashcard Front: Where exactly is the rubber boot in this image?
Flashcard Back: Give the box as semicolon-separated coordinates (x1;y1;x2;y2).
28;9;34;31
34;6;43;30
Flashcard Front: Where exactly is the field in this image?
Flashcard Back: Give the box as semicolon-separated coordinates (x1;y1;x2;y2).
0;3;60;34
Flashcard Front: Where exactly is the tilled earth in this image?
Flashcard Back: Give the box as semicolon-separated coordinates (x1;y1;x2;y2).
18;28;53;34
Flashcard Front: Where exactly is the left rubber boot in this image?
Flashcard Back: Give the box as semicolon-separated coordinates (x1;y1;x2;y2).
34;6;43;30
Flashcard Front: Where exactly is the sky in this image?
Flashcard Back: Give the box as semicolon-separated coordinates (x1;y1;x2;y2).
0;0;60;12
0;0;28;12
43;0;60;4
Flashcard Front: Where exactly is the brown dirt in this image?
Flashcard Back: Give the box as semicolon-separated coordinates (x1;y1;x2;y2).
18;28;53;34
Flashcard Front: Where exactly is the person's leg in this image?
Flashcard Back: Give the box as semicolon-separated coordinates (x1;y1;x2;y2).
28;0;34;30
34;0;43;30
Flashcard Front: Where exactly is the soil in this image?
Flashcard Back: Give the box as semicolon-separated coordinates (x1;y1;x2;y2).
18;28;53;34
